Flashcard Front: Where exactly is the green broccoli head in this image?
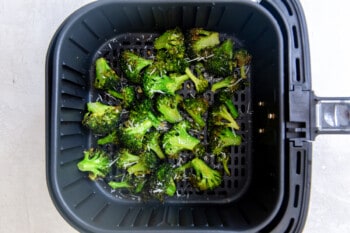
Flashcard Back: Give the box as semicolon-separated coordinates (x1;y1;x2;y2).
205;39;235;77
182;97;209;129
94;57;120;90
188;157;222;191
216;91;239;119
107;86;136;109
234;49;252;79
77;148;111;180
162;121;200;158
126;151;159;176
82;102;122;134
149;163;177;200
209;127;241;155
185;66;209;94
154;27;186;57
211;74;241;93
156;50;189;73
210;104;240;130
120;50;153;84
108;174;147;194
188;28;220;58
156;94;183;123
144;131;166;159
97;131;119;145
143;64;189;98
116;148;140;170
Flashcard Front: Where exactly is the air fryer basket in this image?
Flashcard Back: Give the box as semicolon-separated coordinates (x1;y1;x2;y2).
46;0;349;232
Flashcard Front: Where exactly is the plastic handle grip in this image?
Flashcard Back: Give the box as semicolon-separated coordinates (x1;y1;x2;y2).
315;97;350;134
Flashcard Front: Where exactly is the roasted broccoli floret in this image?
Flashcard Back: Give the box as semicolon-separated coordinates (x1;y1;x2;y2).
210;104;240;130
82;102;122;134
77;148;111;180
185;65;209;94
94;57;120;90
107;86;136;108
218;153;231;176
216;91;239;119
209;127;242;155
234;49;252;79
143;64;189;98
186;157;222;191
211;74;241;93
156;94;183;123
156;50;189;73
188;28;220;58
162;121;200;158
182;97;209;129
108;174;147;194
154;27;186;57
149;163;177;199
205;39;235;77
120;51;153;84
144;131;166;159
97;131;119;145
119;100;164;151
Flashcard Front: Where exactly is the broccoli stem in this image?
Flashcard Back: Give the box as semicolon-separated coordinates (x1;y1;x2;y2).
108;181;132;189
107;89;123;99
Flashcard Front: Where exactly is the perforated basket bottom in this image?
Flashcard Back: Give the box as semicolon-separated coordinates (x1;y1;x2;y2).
88;33;252;203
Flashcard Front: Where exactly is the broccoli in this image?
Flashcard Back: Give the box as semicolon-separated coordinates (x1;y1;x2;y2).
94;57;120;90
234;49;251;79
210;104;240;130
108;174;147;194
210;74;242;93
162;121;200;158
188;28;220;58
205;39;235;77
143;64;189;98
144;131;166;159
116;149;140;169
186;157;222;191
97;131;118;145
119;100;164;151
184;65;209;94
82;102;122;134
154;27;186;57
218;153;231;176
156;50;189;73
156;94;183;123
120;50;153;84
77;148;111;180
209;127;242;155
149;163;177;199
107;86;136;108
216;91;239;119
182;97;209;129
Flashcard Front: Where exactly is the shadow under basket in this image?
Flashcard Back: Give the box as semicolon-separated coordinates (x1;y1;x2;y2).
46;0;312;232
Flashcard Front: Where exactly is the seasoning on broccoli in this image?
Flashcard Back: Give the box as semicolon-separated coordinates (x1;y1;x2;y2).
162;121;201;158
156;94;183;123
120;50;153;84
185;64;209;94
211;74;242;93
107;86;136;108
182;97;209;129
216;91;239;119
188;28;220;58
209;127;242;155
210;104;240;130
108;174;147;194
77;148;111;180
94;57;120;90
144;131;166;160
218;153;231;176
82;102;122;135
97;131;119;145
234;49;251;79
117;150;158;176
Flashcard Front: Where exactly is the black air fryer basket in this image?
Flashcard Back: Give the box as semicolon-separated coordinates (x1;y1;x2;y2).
46;0;350;232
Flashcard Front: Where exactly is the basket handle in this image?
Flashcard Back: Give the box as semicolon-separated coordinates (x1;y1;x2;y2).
313;96;350;135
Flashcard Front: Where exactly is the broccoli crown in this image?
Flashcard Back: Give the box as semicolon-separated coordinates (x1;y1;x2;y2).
107;86;136;108
234;49;252;79
216;91;239;119
156;50;189;73
184;66;209;94
154;27;186;57
144;131;166;159
116;149;140;170
188;28;220;57
209;127;242;155
211;74;241;93
108;174;147;194
97;131;119;145
77;148;111;180
205;39;235;77
94;57;120;90
210;104;240;130
182;97;209;129
162;121;200;158
121;51;153;84
127;151;159;176
156;94;183;123
82;102;122;134
143;67;189;98
149;163;177;200
189;157;222;191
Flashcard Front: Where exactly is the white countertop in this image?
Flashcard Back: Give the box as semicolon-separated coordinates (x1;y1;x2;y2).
0;0;349;232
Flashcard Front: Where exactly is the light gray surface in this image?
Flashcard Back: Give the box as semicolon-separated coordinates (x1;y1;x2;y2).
0;0;349;232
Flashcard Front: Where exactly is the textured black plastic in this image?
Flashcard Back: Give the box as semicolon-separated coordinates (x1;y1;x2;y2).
46;1;289;232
